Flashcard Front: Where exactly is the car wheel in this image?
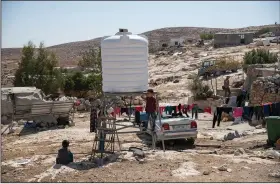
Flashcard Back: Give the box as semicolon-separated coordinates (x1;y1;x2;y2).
186;138;195;145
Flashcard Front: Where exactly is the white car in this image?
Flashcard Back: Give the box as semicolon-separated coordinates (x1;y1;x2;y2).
145;116;198;144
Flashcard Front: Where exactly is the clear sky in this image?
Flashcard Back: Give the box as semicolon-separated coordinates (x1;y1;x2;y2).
2;1;279;48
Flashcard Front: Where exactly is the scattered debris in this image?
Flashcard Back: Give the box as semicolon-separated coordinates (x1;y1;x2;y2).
218;164;228;171
268;170;280;178
263;150;280;159
203;170;210;175
171;162;200;178
241;166;251;170
234;148;246;156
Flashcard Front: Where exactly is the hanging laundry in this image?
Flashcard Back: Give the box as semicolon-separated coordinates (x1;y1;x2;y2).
233;107;243;118
242;106;254;121
128;107;135;116
192;104;199;119
253;106;265;121
233;107;243;124
165;106;172;115
121;108;129;115
178;104;182;112
135;106;143;112
271;102;280;116
171;106;177;114
183;104;190;117
212;107;232;128
204;107;211;114
159;106;165;114
263;104;271;117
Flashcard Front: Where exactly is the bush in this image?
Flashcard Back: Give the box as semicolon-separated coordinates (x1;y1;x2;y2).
188;75;214;100
200;33;214;40
63;71;102;98
255;28;271;37
243;49;278;65
243;48;278;73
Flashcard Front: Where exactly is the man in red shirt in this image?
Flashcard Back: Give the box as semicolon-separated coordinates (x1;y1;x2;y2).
143;89;157;132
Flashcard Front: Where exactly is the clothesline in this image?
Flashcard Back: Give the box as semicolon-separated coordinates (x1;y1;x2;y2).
213;102;280;128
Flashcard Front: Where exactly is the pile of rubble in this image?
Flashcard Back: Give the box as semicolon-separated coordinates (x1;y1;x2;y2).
250;74;280;105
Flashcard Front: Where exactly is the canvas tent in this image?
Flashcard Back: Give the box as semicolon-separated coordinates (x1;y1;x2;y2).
1;87;47;118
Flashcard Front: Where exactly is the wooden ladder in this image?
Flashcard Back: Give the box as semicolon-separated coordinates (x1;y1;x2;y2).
90;116;121;163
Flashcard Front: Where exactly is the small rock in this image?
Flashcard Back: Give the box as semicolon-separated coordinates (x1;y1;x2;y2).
69;122;75;126
235;130;241;138
255;125;263;129
227;168;232;173
58;125;65;129
224;132;236;141
203;170;210;175
218;164;228;171
242;166;251;170
269;171;280;178
234;148;246;156
138;158;145;164
210;137;214;140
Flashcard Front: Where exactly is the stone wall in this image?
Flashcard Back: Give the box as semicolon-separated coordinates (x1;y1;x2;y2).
250;74;280;105
243;64;279;91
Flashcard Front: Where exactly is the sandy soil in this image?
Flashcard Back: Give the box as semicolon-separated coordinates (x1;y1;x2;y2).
1;112;280;182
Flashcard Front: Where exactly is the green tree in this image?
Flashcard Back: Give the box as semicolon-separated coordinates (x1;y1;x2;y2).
188;74;214;100
86;73;102;97
200;33;214;40
78;47;102;73
63;72;102;98
64;47;102;98
14;41;63;94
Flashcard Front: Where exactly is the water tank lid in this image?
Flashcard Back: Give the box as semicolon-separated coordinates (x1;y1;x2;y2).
119;28;128;32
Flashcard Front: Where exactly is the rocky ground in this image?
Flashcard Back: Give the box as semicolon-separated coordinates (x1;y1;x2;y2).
149;43;280;102
1;112;280;182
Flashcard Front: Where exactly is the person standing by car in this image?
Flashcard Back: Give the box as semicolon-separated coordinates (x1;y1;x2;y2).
223;76;231;97
142;89;157;132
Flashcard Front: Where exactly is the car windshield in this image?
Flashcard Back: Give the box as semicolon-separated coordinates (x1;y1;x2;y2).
203;61;210;67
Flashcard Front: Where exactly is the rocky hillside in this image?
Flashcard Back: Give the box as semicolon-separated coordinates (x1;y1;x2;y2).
1;24;277;67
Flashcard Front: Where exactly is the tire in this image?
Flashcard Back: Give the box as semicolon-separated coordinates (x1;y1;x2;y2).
204;73;210;79
215;71;221;76
186;138;195;145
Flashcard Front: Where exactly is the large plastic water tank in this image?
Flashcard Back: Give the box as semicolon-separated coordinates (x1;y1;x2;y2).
101;29;149;93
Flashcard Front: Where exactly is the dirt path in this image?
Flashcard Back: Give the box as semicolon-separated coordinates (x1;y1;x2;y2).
1;112;280;182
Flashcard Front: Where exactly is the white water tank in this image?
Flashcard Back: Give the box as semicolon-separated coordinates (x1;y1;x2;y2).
101;29;149;93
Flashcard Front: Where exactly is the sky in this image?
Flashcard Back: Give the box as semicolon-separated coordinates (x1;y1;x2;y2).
2;1;280;48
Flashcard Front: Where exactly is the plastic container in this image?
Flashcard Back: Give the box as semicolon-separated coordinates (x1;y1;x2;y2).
140;112;148;122
101;29;149;93
265;116;280;145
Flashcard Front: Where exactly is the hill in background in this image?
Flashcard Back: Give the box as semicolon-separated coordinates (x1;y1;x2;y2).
1;24;277;67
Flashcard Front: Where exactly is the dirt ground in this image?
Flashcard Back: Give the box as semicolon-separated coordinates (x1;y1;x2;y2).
1;112;280;182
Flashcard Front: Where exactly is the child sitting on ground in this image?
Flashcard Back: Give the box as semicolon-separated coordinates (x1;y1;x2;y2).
56;140;73;165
